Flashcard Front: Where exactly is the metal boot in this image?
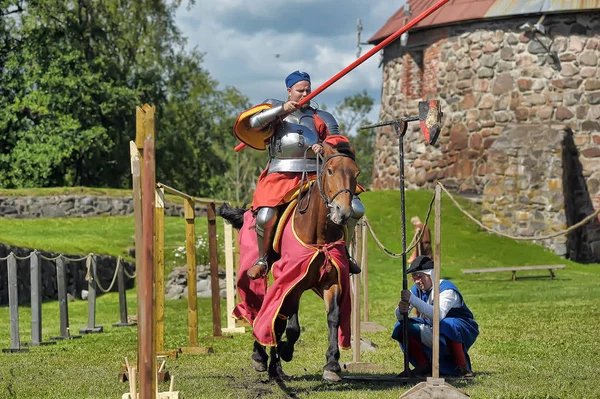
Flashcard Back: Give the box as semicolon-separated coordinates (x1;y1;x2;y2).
248;207;279;280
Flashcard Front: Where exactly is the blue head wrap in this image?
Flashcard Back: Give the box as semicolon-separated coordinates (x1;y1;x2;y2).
285;70;311;88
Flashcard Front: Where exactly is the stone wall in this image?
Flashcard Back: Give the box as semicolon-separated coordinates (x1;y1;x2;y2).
481;125;568;254
0;242;135;306
373;13;600;196
165;265;229;301
0;195;208;218
372;13;600;258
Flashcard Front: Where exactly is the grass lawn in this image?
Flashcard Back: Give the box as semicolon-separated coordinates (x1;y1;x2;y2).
1;189;599;398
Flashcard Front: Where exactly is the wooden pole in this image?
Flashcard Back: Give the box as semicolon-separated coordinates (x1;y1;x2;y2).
2;254;28;353
130;140;143;355
30;251;42;345
361;220;369;322
399;184;469;397
184;198;199;347
113;257;136;327
433;183;442;379
140;137;157;399
80;255;103;334
207;202;223;337
222;220;244;333
352;226;362;362
155;186;165;352
57;256;68;338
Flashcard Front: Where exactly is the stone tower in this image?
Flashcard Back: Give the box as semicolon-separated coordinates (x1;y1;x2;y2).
368;1;600;262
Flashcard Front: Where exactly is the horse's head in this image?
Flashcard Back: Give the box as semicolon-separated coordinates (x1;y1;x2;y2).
318;138;360;226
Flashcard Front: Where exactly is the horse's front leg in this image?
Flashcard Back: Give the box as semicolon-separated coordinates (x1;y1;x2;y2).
251;340;268;372
322;283;342;382
278;312;300;362
268;317;287;381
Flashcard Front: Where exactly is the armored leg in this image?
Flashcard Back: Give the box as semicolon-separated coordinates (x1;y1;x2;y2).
248;206;279;280
346;196;365;274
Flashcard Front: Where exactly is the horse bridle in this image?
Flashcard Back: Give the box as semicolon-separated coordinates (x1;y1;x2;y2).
298;151;356;214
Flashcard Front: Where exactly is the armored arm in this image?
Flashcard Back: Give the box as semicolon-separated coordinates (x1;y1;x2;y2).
315;110;340;135
249;99;286;129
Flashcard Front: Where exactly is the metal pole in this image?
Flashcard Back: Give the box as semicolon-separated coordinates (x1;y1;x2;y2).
433;184;442;378
2;254;29;353
398;126;410;375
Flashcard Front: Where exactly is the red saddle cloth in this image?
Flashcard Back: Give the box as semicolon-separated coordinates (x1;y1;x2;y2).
232;209;352;349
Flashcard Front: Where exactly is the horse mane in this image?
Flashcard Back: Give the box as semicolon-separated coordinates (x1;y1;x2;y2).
328;140;355;161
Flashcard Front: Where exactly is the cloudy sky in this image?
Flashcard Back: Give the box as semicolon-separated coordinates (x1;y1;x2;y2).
175;0;405;126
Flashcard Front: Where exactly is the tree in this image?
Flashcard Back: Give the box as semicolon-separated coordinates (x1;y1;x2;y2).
334;90;376;189
0;0;247;197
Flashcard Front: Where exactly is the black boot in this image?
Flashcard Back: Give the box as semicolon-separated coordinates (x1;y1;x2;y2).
345;247;362;274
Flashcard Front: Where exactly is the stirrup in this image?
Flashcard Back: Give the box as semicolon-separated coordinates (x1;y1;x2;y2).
247;258;269;280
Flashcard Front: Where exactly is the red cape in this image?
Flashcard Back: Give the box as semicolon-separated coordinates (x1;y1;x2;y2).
233;209;352;349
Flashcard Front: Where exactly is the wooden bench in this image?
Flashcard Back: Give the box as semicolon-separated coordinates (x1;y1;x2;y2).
462;265;566;281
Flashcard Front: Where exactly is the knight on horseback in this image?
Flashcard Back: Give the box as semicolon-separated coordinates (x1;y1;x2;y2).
233;70;364;280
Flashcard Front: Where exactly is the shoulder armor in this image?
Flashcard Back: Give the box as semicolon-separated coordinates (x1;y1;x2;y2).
263;99;284;106
315;110;340;135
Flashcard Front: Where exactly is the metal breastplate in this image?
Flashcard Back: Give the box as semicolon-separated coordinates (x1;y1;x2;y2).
268;109;320;174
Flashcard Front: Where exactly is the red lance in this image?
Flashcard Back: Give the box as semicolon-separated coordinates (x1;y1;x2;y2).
234;0;452;152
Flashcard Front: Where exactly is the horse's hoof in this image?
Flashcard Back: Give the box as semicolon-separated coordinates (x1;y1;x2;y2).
278;342;294;362
251;358;267;372
323;370;342;382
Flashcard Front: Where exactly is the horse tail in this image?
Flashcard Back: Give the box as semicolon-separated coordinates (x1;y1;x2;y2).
217;203;247;230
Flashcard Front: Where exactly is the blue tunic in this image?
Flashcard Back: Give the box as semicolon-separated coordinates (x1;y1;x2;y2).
391;280;479;375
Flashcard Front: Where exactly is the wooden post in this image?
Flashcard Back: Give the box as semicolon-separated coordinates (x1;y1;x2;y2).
352;226;362;363
30;251;42;345
57;256;68;338
361;220;369;322
433;183;442;379
359;219;385;333
399;183;469;398
113;257;136;327
51;257;81;341
184;198;199;347
207;202;223;337
155;187;165;352
140;137;157;399
80;255;103;334
343;224;383;373
2;254;29;353
130;140;143;356
26;252;55;347
222;220;245;334
135;104;155;186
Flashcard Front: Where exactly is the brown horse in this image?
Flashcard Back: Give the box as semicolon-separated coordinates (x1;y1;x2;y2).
219;139;359;382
